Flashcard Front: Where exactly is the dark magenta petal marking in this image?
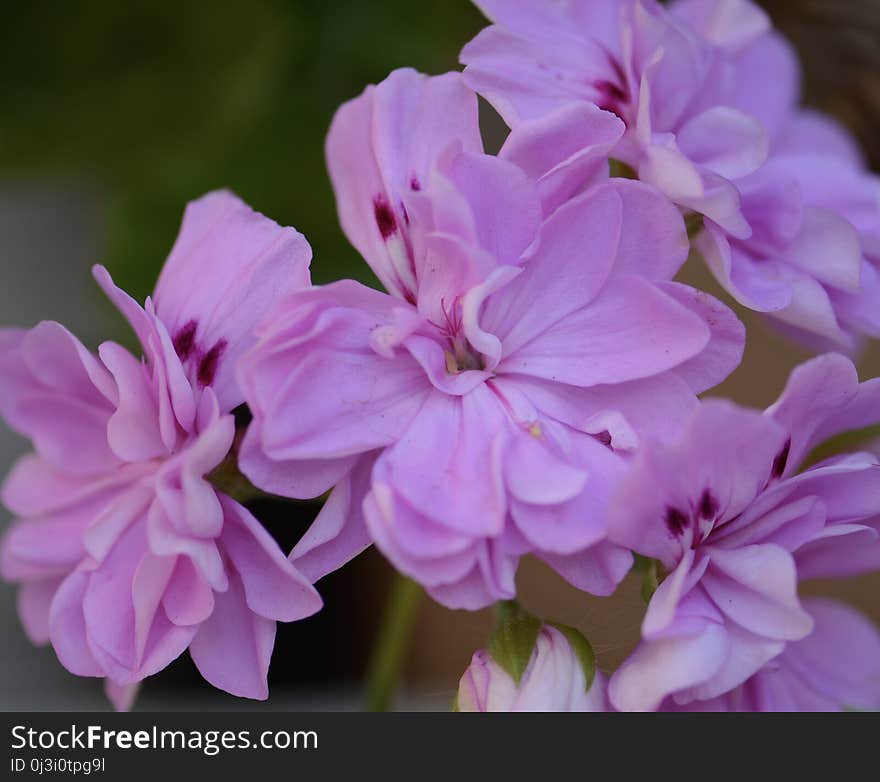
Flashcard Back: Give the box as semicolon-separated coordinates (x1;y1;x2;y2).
197;339;227;387
665;506;689;537
771;438;792;479
410;176;421;191
172;320;198;362
591;430;613;448
699;489;719;520
373;194;397;239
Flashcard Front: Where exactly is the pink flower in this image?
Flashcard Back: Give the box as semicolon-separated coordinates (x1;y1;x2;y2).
461;0;771;235
458;625;606;712
461;0;879;347
240;70;744;609
697;108;880;350
606;353;880;711
0;191;321;705
664;599;880;711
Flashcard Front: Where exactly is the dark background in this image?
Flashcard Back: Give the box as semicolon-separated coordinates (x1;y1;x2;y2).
0;0;878;710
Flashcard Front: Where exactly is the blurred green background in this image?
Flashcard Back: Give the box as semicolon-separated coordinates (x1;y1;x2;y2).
0;0;485;301
2;0;878;305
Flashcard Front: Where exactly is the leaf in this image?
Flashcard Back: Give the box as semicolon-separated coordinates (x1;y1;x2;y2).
548;622;596;690
487;601;541;685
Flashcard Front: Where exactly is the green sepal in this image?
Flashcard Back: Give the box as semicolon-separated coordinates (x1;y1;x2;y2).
609;158;637;180
487;601;542;685
685;211;704;239
547;622;596;691
632;554;659;603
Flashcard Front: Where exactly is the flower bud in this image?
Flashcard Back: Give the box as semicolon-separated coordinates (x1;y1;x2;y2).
456;603;605;711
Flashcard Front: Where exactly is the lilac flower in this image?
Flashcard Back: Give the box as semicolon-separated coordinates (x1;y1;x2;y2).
461;0;880;347
461;0;772;236
697;108;880;350
325;67;624;303
664;598;880;711
240;69;744;609
0;191;321;705
458;625;606;712
606;353;880;711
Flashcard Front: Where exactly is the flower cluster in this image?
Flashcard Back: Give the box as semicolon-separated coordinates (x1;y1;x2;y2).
1;0;878;711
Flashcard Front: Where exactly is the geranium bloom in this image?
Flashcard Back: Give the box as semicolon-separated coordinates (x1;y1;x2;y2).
461;0;772;239
461;0;878;347
458;624;606;712
0;191;321;705
607;353;880;711
664;598;880;711
240;69;744;609
697;108;880;350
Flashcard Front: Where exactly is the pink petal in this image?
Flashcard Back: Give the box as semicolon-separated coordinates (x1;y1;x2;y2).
728;33;800;139
365;485;480;588
498;274;710;387
657;281;745;393
461;25;600;126
782;598;880;710
697;224;793;312
766;264;849;345
672;0;770;49
290;454;375;582
702;544;813;640
1;511;93;581
677;106;769;180
480;186;623;358
98;341;166;462
777;109;864;166
609;616;729;712
326;68;481;300
105;680;140;712
494;372;699;448
688;619;785;703
82;521;193;683
219;496;322;622
508;428;626;555
538;541;633;597
500;102;624;216
161;556;214;626
189;569;276;700
370;387;507;536
431;148;542;268
152;190;313;411
17;578;62;645
48;571;104;677
607;400;789;564
605;179;691;282
778;208;861;293
765;352;862;472
239;282;430;466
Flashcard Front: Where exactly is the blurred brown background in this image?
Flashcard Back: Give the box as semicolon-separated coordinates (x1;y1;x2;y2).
0;0;877;709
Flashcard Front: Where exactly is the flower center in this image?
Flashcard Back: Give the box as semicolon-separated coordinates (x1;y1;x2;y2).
444;334;484;374
665;488;721;549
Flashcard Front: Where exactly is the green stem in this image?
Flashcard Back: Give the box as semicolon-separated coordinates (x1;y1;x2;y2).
364;573;423;712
